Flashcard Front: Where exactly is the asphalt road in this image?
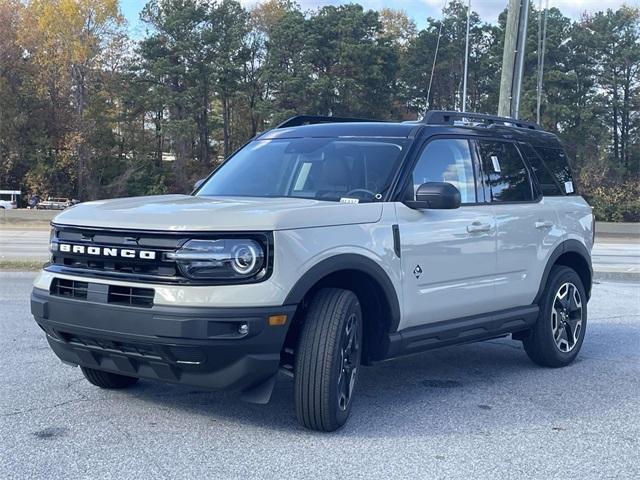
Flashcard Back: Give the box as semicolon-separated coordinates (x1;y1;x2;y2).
1;272;639;479
0;229;50;261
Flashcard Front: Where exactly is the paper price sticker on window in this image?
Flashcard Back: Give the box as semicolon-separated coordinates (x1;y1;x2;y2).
564;181;574;194
491;155;501;173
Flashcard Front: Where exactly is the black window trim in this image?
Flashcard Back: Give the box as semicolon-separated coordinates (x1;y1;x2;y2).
473;137;543;205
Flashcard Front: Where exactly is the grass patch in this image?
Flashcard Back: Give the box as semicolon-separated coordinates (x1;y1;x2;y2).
0;259;44;271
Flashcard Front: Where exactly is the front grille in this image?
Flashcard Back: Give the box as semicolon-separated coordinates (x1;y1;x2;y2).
47;225;272;285
50;278;88;299
107;285;154;308
56;256;177;277
50;278;155;308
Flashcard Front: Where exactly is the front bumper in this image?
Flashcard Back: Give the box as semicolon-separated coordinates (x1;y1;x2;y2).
31;288;297;392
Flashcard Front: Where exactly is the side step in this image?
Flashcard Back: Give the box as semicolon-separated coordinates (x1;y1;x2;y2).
385;305;539;358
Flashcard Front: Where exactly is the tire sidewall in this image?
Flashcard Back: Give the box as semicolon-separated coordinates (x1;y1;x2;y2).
330;296;363;427
538;267;588;364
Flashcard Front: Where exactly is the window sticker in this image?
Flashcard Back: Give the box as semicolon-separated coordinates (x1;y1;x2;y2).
340;197;359;204
293;162;312;191
564;181;574;194
491;155;501;173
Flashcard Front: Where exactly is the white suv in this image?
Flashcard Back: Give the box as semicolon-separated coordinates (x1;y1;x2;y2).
31;111;594;431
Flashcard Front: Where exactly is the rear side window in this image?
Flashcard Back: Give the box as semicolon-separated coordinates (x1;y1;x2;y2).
477;140;534;202
533;147;575;194
518;143;563;196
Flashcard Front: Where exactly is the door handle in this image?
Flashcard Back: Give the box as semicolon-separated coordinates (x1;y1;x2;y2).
467;222;491;233
535;220;554;229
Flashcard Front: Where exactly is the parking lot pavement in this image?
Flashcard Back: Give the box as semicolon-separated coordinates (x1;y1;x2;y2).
1;272;639;479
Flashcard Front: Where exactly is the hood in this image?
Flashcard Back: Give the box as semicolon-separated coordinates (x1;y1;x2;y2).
53;195;383;231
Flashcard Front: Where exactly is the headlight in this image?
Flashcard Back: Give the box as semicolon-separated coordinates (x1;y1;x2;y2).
49;228;58;259
165;239;266;280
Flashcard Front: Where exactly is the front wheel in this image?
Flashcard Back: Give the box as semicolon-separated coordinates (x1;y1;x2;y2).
523;266;587;367
294;288;362;432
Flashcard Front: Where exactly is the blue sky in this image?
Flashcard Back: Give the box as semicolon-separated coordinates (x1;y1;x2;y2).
121;0;636;34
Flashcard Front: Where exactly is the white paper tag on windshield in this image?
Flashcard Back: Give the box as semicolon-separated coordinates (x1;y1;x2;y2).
491;155;501;173
564;181;574;194
340;197;359;204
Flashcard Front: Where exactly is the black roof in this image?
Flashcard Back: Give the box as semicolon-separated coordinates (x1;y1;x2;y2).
260;122;416;139
257;112;563;149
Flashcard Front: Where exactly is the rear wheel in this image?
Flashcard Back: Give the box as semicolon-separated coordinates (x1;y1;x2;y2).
523;266;587;367
81;367;139;389
294;288;362;432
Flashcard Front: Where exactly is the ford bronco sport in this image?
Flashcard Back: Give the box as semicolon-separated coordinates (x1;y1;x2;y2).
31;111;593;431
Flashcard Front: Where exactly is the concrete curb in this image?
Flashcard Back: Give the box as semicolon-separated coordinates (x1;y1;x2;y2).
593;271;640;283
596;222;640;237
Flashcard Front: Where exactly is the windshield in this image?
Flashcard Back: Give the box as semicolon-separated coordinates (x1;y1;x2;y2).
196;137;408;202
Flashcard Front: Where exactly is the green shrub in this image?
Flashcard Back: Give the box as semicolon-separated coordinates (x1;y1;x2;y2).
584;181;640;222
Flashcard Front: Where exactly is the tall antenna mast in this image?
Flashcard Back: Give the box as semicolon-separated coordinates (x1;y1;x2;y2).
425;0;448;114
462;0;471;112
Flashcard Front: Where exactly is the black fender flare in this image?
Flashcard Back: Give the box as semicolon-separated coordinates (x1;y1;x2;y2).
534;239;593;304
283;253;402;332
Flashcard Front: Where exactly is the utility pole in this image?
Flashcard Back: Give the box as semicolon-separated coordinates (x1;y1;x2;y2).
462;0;471;112
536;0;549;124
498;0;529;119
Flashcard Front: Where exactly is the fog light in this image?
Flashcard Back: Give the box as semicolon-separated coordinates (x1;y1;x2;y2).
238;323;249;335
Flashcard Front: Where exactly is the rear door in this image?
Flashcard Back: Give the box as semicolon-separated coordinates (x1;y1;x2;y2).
475;139;560;309
395;137;497;329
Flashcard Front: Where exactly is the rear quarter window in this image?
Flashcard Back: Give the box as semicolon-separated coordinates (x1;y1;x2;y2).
518;143;563;196
533;146;576;195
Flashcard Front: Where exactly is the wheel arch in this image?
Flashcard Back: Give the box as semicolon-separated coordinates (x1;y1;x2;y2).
283;254;401;362
534;239;593;304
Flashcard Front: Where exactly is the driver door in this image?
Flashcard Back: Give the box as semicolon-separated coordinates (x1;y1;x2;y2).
395;138;497;330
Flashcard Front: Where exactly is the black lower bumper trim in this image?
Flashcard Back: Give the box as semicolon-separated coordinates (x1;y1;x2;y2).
31;288;297;392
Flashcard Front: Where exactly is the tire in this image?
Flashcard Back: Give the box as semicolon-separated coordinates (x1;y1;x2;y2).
81;367;139;389
294;288;363;432
523;266;587;367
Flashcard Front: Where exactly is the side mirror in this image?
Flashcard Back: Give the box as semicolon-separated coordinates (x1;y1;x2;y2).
405;182;461;210
193;178;206;191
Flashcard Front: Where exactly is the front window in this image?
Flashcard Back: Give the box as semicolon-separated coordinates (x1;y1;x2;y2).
407;138;477;203
196;137;408;202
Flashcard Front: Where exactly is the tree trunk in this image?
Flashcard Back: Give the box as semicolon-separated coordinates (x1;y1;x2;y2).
199;73;210;164
612;76;620;164
155;110;163;167
74;67;88;200
170;102;189;191
222;96;230;158
621;64;631;169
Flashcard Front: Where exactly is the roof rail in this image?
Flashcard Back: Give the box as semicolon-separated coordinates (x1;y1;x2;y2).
422;110;542;131
275;115;384;129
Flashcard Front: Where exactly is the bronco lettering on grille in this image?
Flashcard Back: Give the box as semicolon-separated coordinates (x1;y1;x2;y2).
58;243;157;260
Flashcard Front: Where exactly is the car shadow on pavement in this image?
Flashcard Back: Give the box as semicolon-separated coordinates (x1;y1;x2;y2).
113;333;624;437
